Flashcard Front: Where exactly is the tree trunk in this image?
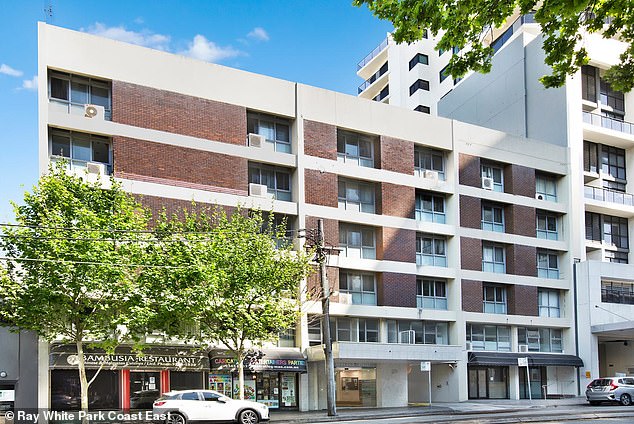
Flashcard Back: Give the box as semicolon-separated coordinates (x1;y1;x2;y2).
77;340;89;416
237;351;245;400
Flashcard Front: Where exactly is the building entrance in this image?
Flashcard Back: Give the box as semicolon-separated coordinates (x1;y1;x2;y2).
468;366;508;399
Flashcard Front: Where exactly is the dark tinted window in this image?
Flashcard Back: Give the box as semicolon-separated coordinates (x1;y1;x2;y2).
180;392;200;401
201;392;221;401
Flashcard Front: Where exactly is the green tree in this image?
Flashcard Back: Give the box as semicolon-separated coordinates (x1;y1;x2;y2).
0;164;150;411
354;0;634;91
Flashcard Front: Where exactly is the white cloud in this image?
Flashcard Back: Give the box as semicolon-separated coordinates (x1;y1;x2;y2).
0;64;23;77
179;35;242;62
247;27;270;42
83;22;170;51
21;75;38;91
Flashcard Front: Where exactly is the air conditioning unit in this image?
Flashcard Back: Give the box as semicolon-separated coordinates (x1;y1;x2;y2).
338;293;353;304
248;133;266;148
249;183;272;198
518;344;529;353
482;177;494;190
465;342;472;351
535;193;544;200
84;104;105;119
86;162;105;175
423;170;439;180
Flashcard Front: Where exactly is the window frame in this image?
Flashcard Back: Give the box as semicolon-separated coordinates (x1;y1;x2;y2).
537;211;559;240
339;270;377;305
414;147;445;180
388;320;449;345
409;53;429;70
536;174;558;201
49;128;112;174
538;289;560;318
339;223;376;259
337;130;375;168
481;203;505;232
416;279;448;310
409;79;430;95
338;178;375;213
537;250;560;279
466;324;511;351
248;163;292;201
483;284;507;314
48;70;112;120
246;112;292;153
518;327;563;353
481;163;504;192
415;192;446;223
416;234;447;267
482;243;506;273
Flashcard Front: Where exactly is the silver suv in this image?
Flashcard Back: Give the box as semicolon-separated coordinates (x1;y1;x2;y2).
586;377;634;406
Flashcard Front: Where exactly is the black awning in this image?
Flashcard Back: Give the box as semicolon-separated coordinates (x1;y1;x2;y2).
468;352;584;367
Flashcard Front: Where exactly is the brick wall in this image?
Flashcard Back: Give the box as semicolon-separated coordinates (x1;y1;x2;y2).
460;237;482;271
504;164;535;197
305;170;338;207
460;196;482;229
112;81;246;144
459;153;481;188
114;136;247;192
462;280;483;312
305;216;339;248
378;273;417;307
506;244;537;277
136;194;236;224
506;205;536;237
304;120;337;160
307;265;339;302
380;136;414;174
379;227;416;262
508;284;538;316
381;183;415;218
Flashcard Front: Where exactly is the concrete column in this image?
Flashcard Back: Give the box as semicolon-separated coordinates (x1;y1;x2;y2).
509;366;520;400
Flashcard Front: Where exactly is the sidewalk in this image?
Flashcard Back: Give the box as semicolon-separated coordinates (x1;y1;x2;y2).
269;397;587;423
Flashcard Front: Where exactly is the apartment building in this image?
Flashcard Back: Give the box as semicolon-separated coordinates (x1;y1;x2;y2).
37;23;581;411
435;22;634;388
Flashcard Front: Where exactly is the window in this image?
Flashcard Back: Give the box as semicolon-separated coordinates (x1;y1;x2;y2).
537;250;560;279
48;71;112;120
247;112;291;153
483;285;507;314
416;234;447;267
603;215;629;249
414;105;431;114
414;147;445;179
339;270;377;305
584;140;599;174
601;145;626;181
518;328;562;353
602;280;634;305
536;174;557;201
181;392;200;401
409;53;429;70
482;243;505;273
202;392;221;401
409;79;430;95
581;65;597;102
387;320;449;345
49;128;112;174
537;211;558;240
337;130;375;167
605;250;628;263
415;192;445;223
439;65;450;83
417;279;447;310
277;328;296;348
260;213;294;248
248;163;292;201
481;164;504;192
481;204;504;232
339;223;376;259
585;212;602;242
600;79;625;114
538;289;560;318
330;317;379;343
338;179;375;213
373;85;390;102
308;318;322;346
466;324;511;351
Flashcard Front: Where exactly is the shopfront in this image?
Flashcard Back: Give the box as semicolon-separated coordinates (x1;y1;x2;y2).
49;345;209;410
209;348;306;410
335;367;376;407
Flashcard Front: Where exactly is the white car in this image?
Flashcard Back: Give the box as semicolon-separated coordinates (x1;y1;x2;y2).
153;390;269;424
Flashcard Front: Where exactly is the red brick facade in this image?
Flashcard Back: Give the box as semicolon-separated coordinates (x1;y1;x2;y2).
506;244;537;277
379;136;414;174
460;196;482;229
378;227;416;263
113;136;247;193
506;205;536;237
381;183;415;218
307;265;339;302
304;170;338;207
459;153;481;188
460;237;482;271
305;216;339;248
504;164;536;197
112;81;246;144
508;284;538;316
304;120;337;160
462;280;483;312
378;273;417;307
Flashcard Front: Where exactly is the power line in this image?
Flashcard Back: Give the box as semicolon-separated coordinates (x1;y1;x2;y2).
0;256;199;269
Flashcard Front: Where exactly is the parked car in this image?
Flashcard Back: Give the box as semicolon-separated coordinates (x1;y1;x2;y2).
130;389;160;409
586;376;634;405
153;390;269;424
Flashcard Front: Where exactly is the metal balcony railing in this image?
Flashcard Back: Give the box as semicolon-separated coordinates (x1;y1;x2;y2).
584;185;634;206
358;62;388;94
582;111;634;135
357;37;389;70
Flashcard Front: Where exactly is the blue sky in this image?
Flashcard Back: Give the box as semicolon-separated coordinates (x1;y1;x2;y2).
0;0;393;222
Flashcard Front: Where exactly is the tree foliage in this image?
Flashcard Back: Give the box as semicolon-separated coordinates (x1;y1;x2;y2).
354;0;634;91
0;164;150;410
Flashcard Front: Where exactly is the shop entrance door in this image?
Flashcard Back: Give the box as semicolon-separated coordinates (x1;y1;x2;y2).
130;371;160;409
468;368;488;399
468;367;508;399
257;373;280;409
519;367;546;399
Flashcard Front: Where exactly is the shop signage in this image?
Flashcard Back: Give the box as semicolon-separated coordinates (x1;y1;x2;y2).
50;352;209;371
0;390;15;402
210;356;307;372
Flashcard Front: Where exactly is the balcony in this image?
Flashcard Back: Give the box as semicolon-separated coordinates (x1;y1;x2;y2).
584;186;634;207
358;37;389;71
583;111;634;136
358;62;389;94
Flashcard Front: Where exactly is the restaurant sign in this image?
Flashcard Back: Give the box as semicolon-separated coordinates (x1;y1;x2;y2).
210;357;307;373
50;352;209;371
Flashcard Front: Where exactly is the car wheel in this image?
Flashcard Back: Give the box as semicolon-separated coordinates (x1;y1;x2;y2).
238;409;259;424
620;393;632;406
589;401;601;406
166;412;186;424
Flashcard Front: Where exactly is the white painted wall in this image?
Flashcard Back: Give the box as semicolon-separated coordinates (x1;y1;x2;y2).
376;362;408;407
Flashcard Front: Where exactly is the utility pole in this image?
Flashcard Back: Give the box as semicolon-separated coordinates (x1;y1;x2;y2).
317;218;337;416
